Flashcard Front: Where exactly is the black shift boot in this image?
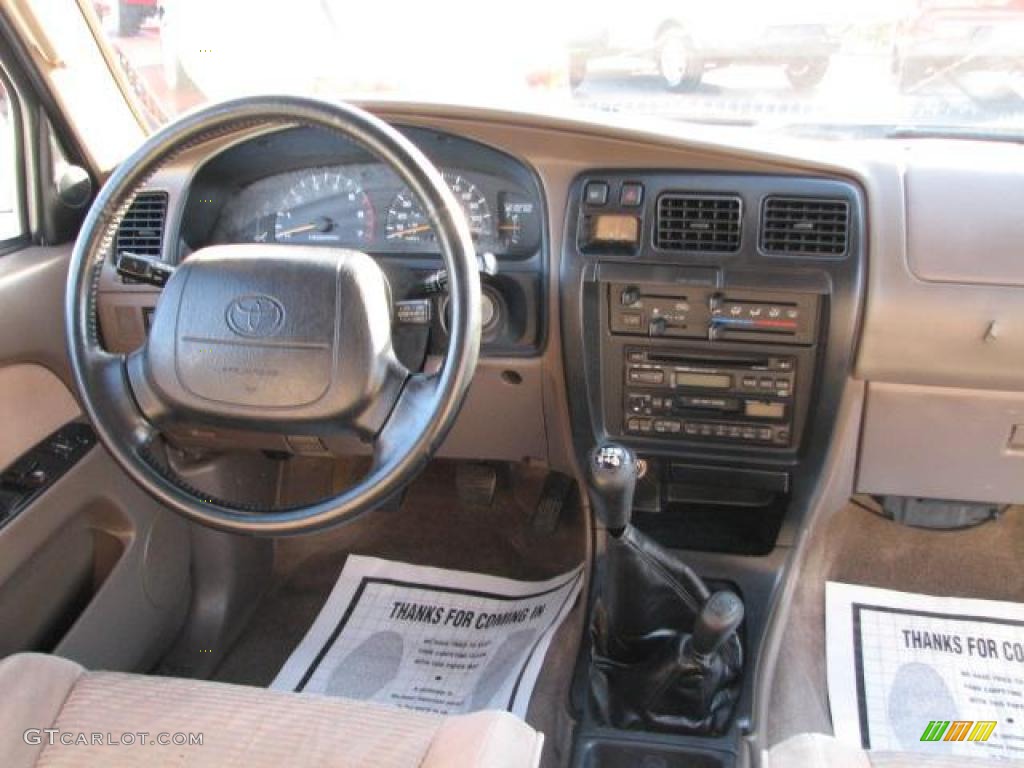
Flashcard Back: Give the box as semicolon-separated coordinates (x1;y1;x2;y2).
589;526;744;734
586;444;744;735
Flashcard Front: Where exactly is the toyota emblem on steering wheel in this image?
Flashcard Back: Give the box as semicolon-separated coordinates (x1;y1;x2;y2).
226;294;286;338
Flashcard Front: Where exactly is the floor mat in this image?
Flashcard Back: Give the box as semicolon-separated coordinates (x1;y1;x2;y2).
766;502;1024;747
826;581;1024;761
271;554;583;718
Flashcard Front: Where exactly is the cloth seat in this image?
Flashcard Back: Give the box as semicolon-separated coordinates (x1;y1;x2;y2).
766;732;1024;768
0;653;543;768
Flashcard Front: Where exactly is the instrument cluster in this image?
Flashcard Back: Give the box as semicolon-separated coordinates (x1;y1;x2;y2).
210;162;542;258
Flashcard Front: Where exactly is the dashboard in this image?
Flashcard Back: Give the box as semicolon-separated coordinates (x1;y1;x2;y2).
92;104;1024;522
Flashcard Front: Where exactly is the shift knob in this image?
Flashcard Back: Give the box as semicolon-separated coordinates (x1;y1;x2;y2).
588;443;638;534
691;591;745;661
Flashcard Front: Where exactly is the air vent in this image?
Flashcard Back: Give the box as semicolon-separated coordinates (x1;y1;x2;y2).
115;191;168;260
655;194;742;253
761;197;849;256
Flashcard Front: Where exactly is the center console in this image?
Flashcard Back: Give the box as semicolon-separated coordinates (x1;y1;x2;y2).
562;170;865;767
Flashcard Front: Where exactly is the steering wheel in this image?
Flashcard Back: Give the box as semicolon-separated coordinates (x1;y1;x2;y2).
66;97;481;535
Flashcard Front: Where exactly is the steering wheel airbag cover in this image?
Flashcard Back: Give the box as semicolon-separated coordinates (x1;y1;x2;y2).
143;245;399;430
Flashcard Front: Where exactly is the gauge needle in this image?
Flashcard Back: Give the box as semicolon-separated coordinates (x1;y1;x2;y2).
498;224;520;231
387;224;433;239
277;216;333;238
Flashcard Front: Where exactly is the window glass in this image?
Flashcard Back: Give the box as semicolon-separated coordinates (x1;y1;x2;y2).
84;0;1024;141
0;77;22;241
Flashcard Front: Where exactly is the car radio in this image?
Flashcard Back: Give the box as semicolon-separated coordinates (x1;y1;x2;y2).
622;348;796;446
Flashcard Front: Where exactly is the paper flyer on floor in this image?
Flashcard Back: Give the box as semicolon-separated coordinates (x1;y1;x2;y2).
826;581;1024;761
272;555;584;718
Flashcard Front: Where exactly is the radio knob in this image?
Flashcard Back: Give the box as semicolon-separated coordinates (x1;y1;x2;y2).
649;317;667;336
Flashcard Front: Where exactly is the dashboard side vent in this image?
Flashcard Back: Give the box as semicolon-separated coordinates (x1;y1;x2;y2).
761;197;849;256
115;191;168;260
656;194;742;252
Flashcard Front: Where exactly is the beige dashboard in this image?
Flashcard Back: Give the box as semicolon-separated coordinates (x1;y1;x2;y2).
98;103;1024;505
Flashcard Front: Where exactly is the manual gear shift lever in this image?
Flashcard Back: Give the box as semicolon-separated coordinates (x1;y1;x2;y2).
587;443;744;735
588;443;638;535
689;591;745;665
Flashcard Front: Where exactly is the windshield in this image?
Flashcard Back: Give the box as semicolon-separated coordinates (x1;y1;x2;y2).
89;0;1024;137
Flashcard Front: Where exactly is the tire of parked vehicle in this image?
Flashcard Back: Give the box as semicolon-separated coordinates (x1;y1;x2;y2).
570;53;588;90
784;59;829;90
656;28;703;92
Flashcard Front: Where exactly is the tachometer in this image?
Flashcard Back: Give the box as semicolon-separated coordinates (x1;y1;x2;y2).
273;169;375;245
385;171;493;243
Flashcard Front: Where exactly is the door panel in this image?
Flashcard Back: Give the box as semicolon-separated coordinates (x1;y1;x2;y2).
0;244;192;671
0;363;79;471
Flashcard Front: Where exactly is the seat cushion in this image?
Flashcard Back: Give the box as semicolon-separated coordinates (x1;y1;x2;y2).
1;653;543;768
766;732;1024;768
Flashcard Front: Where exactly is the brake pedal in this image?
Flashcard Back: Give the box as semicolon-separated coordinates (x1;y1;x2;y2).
456;462;497;507
532;472;575;535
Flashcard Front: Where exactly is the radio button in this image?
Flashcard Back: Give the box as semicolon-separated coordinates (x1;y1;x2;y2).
684;422;699;436
759;378;774;389
627;350;645;363
742;376;757;388
628;369;665;385
626;417;653;433
654;419;681;434
758;428;773;441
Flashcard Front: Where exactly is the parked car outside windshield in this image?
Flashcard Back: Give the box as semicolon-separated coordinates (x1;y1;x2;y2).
87;0;1024;139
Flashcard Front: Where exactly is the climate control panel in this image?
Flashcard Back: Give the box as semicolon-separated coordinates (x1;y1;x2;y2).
609;282;819;345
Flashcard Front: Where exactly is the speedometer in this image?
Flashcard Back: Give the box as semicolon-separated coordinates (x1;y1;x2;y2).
273;169;375;245
385;171;493;243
